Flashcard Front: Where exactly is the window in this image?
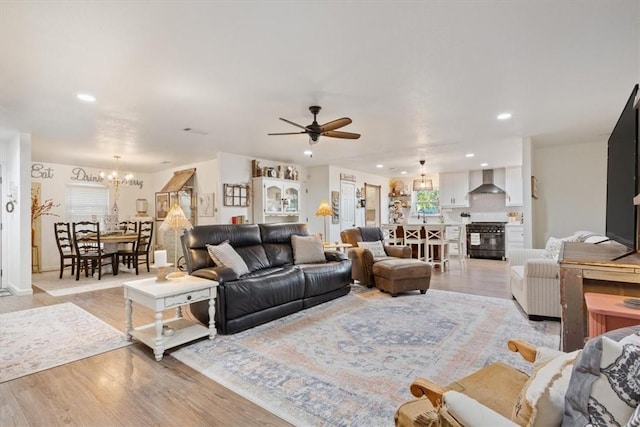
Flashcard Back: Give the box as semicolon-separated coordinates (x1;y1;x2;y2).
413;188;440;215
66;183;110;225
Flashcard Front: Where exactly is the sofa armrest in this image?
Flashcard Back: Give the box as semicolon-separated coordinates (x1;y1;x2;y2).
191;266;238;284
385;245;412;258
524;259;559;279
508;248;547;267
443;391;518;427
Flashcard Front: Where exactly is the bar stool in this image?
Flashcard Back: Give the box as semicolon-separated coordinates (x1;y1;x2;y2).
403;224;427;261
425;224;450;271
447;225;467;270
381;224;403;246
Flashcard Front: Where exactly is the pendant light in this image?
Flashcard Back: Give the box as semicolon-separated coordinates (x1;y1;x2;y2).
412;160;433;191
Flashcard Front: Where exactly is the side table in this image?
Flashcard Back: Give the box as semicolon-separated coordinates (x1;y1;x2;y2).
123;275;218;361
584;292;640;338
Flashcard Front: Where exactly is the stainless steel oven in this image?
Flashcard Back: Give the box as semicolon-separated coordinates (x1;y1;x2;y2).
466;222;506;260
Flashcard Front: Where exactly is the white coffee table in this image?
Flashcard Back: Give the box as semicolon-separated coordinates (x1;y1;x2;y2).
123;275;218;361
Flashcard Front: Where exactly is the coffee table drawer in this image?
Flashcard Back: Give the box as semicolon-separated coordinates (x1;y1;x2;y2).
164;288;210;308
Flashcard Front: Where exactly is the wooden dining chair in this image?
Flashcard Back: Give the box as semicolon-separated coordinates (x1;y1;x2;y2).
54;222;76;279
117;221;154;275
118;220;138;251
72;221;117;280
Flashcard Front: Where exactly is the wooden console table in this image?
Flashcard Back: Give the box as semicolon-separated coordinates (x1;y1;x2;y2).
559;242;640;351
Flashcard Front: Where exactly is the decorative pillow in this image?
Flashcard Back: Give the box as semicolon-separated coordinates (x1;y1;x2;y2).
512;350;581;426
541;237;563;261
586;334;640;426
564;328;640;427
206;242;249;276
291;235;326;264
357;240;387;257
625;404;639;427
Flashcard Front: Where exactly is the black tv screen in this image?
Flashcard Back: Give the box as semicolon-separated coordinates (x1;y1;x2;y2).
605;84;639;250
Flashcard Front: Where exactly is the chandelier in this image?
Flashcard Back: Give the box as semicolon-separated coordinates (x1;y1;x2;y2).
412;159;433;191
100;155;133;197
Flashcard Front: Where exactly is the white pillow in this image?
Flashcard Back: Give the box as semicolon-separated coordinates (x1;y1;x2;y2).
291;235;326;264
512;350;581;426
206;242;249;276
541;237;563;261
357;240;387;257
587;334;640;426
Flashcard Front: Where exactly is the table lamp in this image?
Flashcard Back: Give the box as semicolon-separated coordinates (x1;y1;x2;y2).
315;200;333;242
160;204;193;279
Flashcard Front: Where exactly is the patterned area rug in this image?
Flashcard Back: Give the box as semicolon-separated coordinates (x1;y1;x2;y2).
32;269;156;296
0;303;130;382
171;287;560;426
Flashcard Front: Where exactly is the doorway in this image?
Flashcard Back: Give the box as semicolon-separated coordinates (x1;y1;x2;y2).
340;181;355;235
364;183;381;226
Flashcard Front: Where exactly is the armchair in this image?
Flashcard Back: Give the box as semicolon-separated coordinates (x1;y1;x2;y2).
396;326;640;427
340;227;411;287
509;247;561;319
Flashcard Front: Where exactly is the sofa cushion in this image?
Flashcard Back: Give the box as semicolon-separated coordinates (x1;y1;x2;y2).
564;327;640;427
291;235;326;264
357;240;387;257
512;349;581;426
206;242;249;276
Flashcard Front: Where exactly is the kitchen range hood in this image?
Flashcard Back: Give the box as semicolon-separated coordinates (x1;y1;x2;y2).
469;170;505;194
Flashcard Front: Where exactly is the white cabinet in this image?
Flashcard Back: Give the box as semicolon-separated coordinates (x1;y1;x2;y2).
505;167;523;207
252;178;300;223
505;225;524;259
439;172;469;208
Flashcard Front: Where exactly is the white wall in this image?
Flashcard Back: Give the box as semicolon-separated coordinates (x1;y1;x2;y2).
532;140;607;247
1;134;32;295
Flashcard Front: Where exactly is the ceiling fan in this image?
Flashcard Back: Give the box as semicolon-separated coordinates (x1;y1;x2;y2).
268;106;360;144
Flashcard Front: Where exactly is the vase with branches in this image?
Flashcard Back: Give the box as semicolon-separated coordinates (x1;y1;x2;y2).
31;193;60;245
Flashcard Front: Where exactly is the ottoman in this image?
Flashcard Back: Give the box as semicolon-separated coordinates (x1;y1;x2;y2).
372;258;431;297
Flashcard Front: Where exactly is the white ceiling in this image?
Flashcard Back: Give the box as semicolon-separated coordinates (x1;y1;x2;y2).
1;1;638;177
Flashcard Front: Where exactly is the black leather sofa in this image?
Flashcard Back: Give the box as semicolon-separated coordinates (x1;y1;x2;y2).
181;223;352;334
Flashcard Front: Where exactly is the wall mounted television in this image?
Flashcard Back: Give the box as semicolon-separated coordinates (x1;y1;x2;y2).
605;83;639;254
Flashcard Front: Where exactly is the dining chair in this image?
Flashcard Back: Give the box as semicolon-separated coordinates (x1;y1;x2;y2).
117;221;154;275
381;224;403;246
72;221;117;280
118;220;138;251
425;224;450;271
403;224;428;261
54;222;76;279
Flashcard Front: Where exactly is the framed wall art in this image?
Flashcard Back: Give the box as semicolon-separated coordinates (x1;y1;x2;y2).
223;184;249;207
155;192;170;220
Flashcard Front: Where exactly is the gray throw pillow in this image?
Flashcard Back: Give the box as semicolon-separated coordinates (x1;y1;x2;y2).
291;235;326;264
206;241;249;276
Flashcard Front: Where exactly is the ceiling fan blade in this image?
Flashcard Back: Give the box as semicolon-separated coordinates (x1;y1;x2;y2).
268;131;308;136
279;118;310;131
323;130;361;140
319;117;352;132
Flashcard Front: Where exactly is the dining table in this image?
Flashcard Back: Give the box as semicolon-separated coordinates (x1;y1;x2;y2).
80;232;139;275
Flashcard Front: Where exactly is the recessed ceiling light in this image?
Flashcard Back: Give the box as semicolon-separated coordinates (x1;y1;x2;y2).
376;164;384;168
400;171;407;175
465;153;475;158
303;150;313;156
77;93;96;102
480;162;489;167
497;112;512;120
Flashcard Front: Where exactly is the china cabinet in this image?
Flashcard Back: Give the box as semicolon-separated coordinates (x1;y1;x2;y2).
252;177;300;223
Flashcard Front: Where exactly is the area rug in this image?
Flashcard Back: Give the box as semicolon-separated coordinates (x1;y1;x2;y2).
171;288;560;426
0;302;130;382
32;269;156;296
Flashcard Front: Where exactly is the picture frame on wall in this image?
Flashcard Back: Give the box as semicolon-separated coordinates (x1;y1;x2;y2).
223;184;249;207
155;192;170;220
198;192;215;217
531;176;539;199
331;191;340;224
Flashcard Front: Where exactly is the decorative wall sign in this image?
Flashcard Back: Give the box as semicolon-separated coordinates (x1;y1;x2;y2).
223;184;249;207
331;191;340;224
340;173;356;182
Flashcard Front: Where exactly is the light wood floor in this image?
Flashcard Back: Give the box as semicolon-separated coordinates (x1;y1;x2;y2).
0;258;512;426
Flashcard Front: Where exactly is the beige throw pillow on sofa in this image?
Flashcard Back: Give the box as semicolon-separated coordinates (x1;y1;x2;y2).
206;241;249;276
357;240;387;257
291;235;326;264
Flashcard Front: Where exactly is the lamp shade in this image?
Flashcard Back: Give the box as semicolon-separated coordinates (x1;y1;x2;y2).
413;178;433;191
160;204;193;232
315;200;333;216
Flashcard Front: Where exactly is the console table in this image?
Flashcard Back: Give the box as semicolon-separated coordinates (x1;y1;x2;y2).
559;242;640;351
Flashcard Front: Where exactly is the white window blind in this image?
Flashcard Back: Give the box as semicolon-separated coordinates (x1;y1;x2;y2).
65;184;110;224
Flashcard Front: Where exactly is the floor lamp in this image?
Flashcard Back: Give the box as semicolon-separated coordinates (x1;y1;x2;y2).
315;200;333;242
160;204;193;279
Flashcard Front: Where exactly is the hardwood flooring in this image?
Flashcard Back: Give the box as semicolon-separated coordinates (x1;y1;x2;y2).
0;258;512;426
